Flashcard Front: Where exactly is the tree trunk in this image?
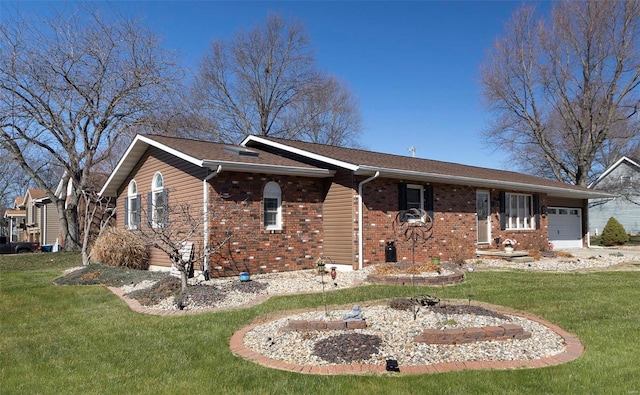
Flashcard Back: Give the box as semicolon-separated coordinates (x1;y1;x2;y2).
181;271;188;293
64;205;81;251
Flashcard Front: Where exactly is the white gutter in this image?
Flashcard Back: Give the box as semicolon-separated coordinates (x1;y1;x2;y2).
355;166;613;199
357;171;380;270
203;165;223;277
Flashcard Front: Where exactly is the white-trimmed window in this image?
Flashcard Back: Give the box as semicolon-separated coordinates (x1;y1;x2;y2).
151;172;167;228
506;193;534;229
125;180;140;229
263;181;282;230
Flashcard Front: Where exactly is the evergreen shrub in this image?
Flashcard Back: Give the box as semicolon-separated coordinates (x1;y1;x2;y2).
600;217;629;246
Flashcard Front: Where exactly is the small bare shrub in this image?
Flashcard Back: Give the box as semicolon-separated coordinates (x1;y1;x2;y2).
91;227;150;270
388;298;415;311
373;263;440;275
127;276;181;306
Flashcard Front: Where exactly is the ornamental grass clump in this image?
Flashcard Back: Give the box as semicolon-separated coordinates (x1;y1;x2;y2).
91;227;150;269
601;217;629;246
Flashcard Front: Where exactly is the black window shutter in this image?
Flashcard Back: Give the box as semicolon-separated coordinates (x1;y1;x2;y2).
124;198;129;226
425;185;434;220
163;188;169;226
398;183;407;210
499;191;506;230
533;194;540;230
147;192;152;224
135;195;141;226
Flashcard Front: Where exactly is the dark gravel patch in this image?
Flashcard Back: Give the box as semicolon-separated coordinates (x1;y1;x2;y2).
225;280;268;294
313;333;382;363
53;263;165;287
179;285;226;308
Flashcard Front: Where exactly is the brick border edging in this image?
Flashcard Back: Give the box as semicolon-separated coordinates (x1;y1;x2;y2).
229;303;584;375
281;319;367;331
415;324;531;344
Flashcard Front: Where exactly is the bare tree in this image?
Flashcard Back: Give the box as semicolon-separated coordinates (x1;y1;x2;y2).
79;188;117;265
480;1;640;186
0;5;180;250
284;75;363;147
133;194;254;292
190;13;362;146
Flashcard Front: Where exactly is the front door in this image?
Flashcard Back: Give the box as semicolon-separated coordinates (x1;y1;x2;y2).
476;191;490;244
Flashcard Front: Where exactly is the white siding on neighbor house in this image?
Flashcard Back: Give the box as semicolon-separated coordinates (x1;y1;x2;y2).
589;196;640;235
589;161;640;235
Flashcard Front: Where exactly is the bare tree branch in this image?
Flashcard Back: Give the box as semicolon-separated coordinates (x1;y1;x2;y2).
0;5;181;250
480;1;640;186
189;13;362;147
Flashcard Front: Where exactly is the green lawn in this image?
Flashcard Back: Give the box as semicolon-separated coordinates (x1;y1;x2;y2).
1;253;639;394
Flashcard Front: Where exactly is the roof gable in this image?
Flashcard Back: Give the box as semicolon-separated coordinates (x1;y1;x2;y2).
99;134;334;197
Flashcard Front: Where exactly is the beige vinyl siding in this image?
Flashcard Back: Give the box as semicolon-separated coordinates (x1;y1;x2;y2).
43;204;59;245
322;170;355;266
116;147;208;268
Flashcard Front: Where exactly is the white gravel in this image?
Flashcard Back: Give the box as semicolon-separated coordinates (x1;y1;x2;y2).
243;305;566;367
117;247;639;368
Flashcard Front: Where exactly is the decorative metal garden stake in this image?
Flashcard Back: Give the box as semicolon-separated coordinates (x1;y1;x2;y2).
316;257;334;316
392;208;433;287
321;268;327;315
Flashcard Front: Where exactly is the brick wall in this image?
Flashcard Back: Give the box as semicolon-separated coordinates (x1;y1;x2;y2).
357;178;549;266
206;173;325;277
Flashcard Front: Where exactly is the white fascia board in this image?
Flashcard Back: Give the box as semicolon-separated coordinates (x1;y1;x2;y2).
356;165;614;199
137;135;203;167
241;135;359;171
589;156;640;188
202;160;335;177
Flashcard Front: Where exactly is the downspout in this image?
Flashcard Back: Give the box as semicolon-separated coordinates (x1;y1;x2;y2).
357;171;379;270
203;165;222;280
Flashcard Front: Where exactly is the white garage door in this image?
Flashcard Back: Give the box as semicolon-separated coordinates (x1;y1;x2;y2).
548;207;583;249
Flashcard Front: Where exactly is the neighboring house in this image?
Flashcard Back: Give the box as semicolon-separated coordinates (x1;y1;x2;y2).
589;156;640;235
3;196;26;242
100;134;610;276
22;189;60;246
55;172;116;250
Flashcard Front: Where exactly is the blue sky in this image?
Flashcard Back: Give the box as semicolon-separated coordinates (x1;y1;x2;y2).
6;1;542;170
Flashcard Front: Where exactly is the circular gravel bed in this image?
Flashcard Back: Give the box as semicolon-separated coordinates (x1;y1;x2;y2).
241;302;568;368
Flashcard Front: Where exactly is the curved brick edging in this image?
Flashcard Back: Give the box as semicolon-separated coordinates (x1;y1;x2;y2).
229;304;584;375
106;286;584;374
365;269;464;286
